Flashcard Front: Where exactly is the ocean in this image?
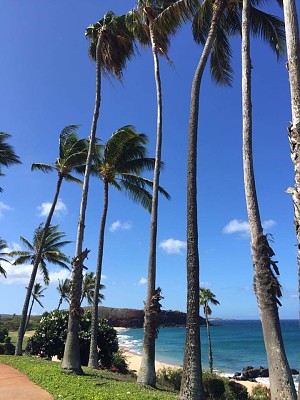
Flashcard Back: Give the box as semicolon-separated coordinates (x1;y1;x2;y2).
117;320;300;377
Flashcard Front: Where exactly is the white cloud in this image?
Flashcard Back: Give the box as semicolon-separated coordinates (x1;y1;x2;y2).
37;198;67;217
223;219;276;237
109;220;132;232
138;277;147;285
0;202;12;218
159;238;187;255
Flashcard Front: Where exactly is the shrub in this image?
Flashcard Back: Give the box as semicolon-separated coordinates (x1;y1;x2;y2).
156;367;183;391
111;349;129;374
250;385;271;400
202;371;225;399
0;326;9;342
224;380;249;400
26;309;119;368
3;336;15;355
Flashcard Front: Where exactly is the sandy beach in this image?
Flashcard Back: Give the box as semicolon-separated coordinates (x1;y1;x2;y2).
122;349;267;395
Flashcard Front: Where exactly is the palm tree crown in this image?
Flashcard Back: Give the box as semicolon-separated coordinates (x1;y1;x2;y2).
0;132;21;192
10;224;71;285
199;287;220;316
0;238;9;278
81;272;105;306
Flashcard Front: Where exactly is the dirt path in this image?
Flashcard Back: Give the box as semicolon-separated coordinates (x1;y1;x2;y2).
0;363;53;399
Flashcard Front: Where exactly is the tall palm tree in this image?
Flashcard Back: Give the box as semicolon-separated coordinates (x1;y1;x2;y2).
81;272;105;306
281;2;300;397
25;283;46;332
57;278;71;310
126;0;197;386
0;238;9;278
88;125;170;369
12;125;87;356
199;288;219;374
0;132;21;192
62;12;135;375
242;0;296;398
179;2;289;399
10;224;71;355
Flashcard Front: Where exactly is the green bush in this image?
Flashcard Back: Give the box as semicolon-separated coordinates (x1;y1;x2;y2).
250;385;271;400
224;380;249;400
26;309;118;368
156;367;183;391
111;349;130;374
3;337;15;355
0;326;9;342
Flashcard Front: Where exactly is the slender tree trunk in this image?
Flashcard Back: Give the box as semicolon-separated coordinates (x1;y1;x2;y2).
137;24;163;388
242;1;296;398
57;297;62;310
205;311;213;374
88;181;109;369
24;298;34;334
15;174;64;355
62;32;103;374
179;3;225;399
281;3;300;396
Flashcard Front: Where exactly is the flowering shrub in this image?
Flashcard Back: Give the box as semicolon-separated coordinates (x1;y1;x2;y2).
26;309;118;367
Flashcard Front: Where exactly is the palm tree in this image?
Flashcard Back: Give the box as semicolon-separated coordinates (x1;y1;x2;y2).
281;2;300;397
81;272;105;306
88;125;170;369
57;278;71;310
0;238;9;278
0;132;21;192
10;224;71;355
199;288;219;373
62;12;135;375
25;283;46;332
12;125;87;356
126;0;197;386
180;2;289;399
242;0;296;398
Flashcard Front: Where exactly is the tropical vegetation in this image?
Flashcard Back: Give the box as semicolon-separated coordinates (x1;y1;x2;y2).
0;132;21;192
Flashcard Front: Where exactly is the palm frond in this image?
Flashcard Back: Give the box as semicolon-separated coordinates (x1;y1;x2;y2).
0;132;22;168
210;25;233;86
120;179;153;211
31;163;55;173
59;125;81;152
11;255;32;266
39;260;50;285
0;265;7;277
192;0;213;45
64;174;83;185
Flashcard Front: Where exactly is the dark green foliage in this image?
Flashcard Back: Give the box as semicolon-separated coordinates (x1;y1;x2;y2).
203;376;225;399
111;350;130;374
26;310;118;367
156;367;183;391
225;380;249;400
0;324;15;354
250;385;271;400
0;326;8;342
3;336;15;355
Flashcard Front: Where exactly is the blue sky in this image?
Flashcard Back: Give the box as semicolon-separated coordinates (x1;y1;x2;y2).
0;0;298;319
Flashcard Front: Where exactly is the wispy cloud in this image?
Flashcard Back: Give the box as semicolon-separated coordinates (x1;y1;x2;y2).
159;238;187;255
0;201;12;218
109;220;132;232
223;219;276;237
37;198;67;217
138;277;147;285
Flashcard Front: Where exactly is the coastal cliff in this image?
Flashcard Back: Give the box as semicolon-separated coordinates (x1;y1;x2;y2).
94;306;206;328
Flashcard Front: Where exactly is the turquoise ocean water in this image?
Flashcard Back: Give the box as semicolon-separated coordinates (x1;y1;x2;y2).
117;320;300;375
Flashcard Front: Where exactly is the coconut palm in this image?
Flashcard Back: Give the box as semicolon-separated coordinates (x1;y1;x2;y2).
242;0;296;398
88;125;170;369
281;2;300;397
0;132;21;192
25;283;46;332
12;125;87;356
0;238;9;278
81;272;105;306
199;288;219;373
126;0;197;386
62;12;135;375
180;2;288;399
10;224;70;355
57;278;71;310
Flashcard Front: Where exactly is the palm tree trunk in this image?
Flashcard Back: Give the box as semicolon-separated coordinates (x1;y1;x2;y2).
205;311;213;374
281;3;300;396
88;181;109;369
242;1;296;398
57;297;62;310
137;24;162;388
24;298;34;334
15;174;64;355
179;2;225;399
62;32;103;374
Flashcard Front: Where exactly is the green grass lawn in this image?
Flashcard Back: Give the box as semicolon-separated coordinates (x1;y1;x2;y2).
0;355;177;400
9;331;35;348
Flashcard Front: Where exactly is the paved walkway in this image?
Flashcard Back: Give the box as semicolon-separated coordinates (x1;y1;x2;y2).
0;363;53;399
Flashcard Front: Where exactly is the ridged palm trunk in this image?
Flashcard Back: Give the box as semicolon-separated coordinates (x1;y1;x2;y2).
24;297;35;333
179;2;225;399
242;1;296;398
62;33;103;374
281;2;300;397
205;310;213;374
88;181;109;368
137;24;162;388
15;174;64;355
